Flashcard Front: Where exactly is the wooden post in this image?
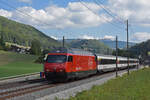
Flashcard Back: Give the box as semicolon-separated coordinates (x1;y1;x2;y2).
116;36;118;77
127;20;129;75
63;36;65;47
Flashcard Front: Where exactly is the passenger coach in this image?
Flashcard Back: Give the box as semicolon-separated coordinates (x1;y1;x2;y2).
97;54;138;72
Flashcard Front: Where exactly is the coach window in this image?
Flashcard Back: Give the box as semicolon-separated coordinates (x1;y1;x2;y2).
68;56;73;62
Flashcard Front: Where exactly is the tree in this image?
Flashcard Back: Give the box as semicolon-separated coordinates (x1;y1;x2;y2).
0;33;5;50
30;39;41;55
112;48;136;58
35;49;50;63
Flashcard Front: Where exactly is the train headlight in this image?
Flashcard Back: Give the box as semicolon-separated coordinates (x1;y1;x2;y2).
59;69;65;72
46;69;50;72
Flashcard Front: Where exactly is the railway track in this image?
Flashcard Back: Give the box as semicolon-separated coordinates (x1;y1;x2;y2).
0;72;40;86
0;84;54;100
0;78;56;100
0;67;140;100
0;73;104;100
0;78;45;90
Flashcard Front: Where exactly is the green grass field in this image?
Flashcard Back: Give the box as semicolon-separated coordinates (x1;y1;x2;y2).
69;68;150;100
0;50;42;78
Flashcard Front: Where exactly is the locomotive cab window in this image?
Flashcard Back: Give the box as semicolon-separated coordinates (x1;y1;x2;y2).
68;56;73;62
46;55;67;63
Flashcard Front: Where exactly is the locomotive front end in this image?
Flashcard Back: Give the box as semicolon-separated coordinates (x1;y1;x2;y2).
44;53;68;81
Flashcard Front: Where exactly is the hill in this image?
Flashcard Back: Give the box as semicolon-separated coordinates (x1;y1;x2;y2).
129;40;150;59
100;39;136;49
69;39;112;54
0;50;42;78
0;16;60;48
61;39;136;49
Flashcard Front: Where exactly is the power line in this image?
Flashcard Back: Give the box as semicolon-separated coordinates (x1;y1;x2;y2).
96;0;125;23
78;0;124;30
0;0;51;27
130;24;135;34
1;0;125;34
94;0;125;24
129;23;136;43
1;0;88;39
0;0;65;41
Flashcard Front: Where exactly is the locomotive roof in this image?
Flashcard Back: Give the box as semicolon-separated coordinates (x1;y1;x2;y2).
50;47;94;56
49;47;138;61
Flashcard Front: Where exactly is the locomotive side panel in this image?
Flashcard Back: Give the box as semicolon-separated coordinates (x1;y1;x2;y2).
72;55;97;78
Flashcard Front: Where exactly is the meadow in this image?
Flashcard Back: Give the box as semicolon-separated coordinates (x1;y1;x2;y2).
0;50;42;78
69;68;150;100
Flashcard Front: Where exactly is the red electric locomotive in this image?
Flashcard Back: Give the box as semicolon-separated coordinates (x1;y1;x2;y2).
44;48;97;81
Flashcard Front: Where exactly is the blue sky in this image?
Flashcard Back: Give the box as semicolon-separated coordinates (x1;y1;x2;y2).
0;0;150;43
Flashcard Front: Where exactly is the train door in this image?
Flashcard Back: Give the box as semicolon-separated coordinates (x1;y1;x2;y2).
67;55;73;72
67;55;76;79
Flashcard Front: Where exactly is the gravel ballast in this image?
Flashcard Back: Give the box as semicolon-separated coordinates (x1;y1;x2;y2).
0;73;40;85
9;68;140;100
36;71;128;100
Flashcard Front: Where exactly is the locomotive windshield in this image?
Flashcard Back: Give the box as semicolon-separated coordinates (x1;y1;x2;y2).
46;55;67;63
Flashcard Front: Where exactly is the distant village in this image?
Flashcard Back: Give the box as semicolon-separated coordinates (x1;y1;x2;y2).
5;42;30;54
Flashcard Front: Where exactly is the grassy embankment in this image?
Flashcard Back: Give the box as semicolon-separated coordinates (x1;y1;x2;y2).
0;50;42;78
69;68;150;100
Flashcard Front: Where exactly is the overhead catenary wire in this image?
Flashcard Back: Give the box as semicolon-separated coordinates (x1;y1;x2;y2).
78;0;124;30
95;0;125;23
94;0;125;24
129;24;135;34
129;23;136;43
0;0;68;40
0;0;126;39
1;0;124;30
0;0;52;27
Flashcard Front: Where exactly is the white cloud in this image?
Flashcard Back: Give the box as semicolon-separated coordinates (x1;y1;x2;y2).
12;7;50;26
132;32;150;42
0;2;111;29
67;2;101;12
79;35;116;40
103;35;115;40
80;35;98;40
108;0;150;26
50;36;58;40
0;9;12;18
18;0;32;3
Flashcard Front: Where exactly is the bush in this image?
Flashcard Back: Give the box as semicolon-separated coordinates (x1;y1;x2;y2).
30;39;41;55
0;45;3;50
35;49;50;63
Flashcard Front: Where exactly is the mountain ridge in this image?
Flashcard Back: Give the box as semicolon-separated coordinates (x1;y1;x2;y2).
60;39;136;49
67;39;112;54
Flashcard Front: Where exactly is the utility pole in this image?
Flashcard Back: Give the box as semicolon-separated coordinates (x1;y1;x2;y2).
127;20;129;75
116;36;118;77
63;36;65;48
